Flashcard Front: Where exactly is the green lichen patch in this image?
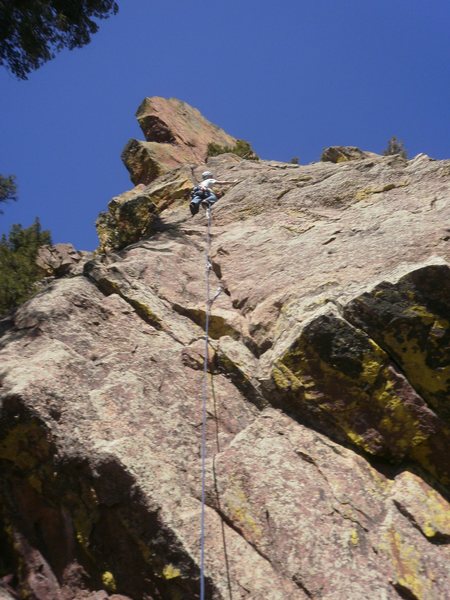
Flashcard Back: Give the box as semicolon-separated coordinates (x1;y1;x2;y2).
102;570;117;592
162;564;181;580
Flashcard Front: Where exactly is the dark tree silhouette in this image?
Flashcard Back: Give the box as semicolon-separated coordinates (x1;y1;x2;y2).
0;0;118;79
0;218;52;315
383;136;408;159
0;174;17;212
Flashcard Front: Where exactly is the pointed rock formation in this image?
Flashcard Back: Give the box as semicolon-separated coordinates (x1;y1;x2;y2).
121;97;237;185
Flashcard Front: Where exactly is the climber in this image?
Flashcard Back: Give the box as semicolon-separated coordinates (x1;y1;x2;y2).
189;171;237;216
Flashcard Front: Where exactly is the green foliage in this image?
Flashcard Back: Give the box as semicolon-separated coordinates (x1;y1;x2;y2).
0;0;119;79
383;136;408;159
0;219;51;316
207;139;259;161
0;174;17;211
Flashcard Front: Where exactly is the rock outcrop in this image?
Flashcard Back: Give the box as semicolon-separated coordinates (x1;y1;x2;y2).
121;97;237;185
321;146;379;163
36;244;92;277
1;102;450;600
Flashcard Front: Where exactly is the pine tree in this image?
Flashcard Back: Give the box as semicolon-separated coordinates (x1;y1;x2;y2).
0;0;119;79
383;136;408;159
0;219;51;316
0;174;17;212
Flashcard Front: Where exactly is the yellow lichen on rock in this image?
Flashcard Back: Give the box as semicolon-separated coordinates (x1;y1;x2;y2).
349;528;359;546
384;529;427;600
102;570;117;592
272;361;302;392
355;181;408;201
224;480;262;541
385;328;450;398
394;471;450;539
128;298;163;329
271;316;437;464
162;564;181;580
0;422;50;470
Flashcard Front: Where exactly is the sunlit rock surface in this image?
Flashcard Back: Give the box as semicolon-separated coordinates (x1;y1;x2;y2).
1;103;450;599
121;97;237;185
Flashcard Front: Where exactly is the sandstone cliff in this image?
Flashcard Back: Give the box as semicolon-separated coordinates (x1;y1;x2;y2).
1;99;449;600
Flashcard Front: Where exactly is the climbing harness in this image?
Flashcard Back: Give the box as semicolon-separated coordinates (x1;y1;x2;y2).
200;205;222;600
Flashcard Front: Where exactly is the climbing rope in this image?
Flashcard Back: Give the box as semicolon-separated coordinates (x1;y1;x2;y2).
200;205;222;600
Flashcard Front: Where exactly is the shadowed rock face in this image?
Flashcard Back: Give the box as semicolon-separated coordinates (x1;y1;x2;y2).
1;107;450;599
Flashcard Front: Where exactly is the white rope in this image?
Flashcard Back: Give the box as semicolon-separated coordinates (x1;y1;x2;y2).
199;206;223;599
200;206;212;600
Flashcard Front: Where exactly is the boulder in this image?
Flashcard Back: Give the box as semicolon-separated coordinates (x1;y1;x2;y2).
321;145;379;163
36;243;91;277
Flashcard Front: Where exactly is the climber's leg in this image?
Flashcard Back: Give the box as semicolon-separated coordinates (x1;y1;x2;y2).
201;192;218;208
190;195;202;216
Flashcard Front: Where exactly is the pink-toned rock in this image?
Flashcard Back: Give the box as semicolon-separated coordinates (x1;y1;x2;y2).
36;243;91;276
1;107;450;599
121;97;237;185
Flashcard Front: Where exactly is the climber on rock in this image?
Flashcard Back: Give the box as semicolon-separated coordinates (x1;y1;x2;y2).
189;171;237;216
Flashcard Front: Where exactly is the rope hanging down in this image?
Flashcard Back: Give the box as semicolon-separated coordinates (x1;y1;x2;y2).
200;206;221;600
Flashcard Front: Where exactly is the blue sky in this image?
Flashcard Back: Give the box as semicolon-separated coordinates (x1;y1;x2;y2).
1;0;449;250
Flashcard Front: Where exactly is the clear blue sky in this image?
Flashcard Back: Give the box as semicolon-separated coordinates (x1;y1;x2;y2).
1;0;449;250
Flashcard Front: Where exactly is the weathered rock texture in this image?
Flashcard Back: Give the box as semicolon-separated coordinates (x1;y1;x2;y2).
121;97;237;186
321;146;379;163
1;103;450;600
36;244;93;277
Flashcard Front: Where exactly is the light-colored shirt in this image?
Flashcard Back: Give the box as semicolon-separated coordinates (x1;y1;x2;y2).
200;178;217;190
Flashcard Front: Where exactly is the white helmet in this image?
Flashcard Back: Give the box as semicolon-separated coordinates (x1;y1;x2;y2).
202;171;213;179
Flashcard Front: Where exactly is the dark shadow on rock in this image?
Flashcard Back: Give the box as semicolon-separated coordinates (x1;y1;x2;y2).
0;398;213;600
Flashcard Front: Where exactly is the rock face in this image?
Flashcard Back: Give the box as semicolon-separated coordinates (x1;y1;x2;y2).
1;103;450;599
121;97;237;185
